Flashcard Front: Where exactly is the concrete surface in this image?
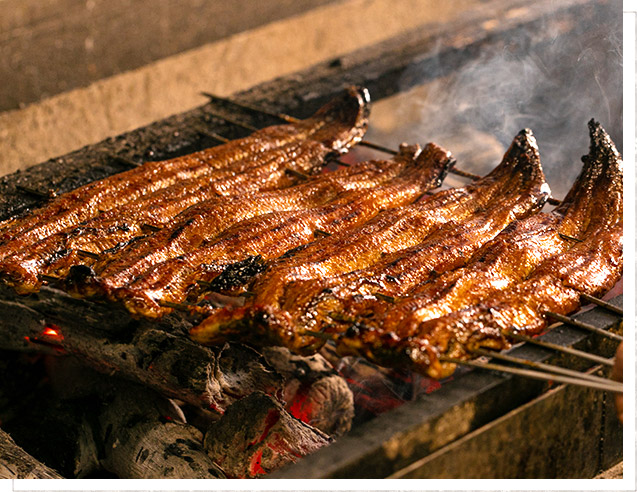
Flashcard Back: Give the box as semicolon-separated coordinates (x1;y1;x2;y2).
0;0;481;176
0;0;340;111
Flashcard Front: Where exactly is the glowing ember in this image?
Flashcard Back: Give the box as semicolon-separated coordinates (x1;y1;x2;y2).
287;386;312;424
249;450;266;476
42;326;62;338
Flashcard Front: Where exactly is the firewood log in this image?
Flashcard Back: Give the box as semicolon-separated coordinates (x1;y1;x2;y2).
204;392;330;478
0;428;63;479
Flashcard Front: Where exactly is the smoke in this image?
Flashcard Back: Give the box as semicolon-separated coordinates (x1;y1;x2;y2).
366;5;622;198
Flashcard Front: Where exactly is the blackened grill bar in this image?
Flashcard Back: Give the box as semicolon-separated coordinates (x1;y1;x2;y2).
0;0;622;479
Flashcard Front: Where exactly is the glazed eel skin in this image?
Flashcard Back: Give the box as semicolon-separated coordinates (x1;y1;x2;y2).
0;87;368;256
337;120;623;378
112;142;453;318
75;142;441;303
0;87;370;292
190;129;548;351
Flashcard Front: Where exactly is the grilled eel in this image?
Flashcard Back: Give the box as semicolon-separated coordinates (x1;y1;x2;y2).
190;128;547;350
337;121;623;379
73;142;440;302
0;86;370;262
111;143;453;318
352;120;620;332
2;139;341;293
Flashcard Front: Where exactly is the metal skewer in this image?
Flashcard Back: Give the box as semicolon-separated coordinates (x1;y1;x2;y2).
439;355;621;394
503;331;614;367
545;311;622;341
108;154;142;168
39;274;62;284
16;185;56;200
201;92;298;124
285;168;311;180
76;249;100;260
141;223;162;233
196;128;230;144
157;300;197;312
558;233;583;242
580;293;623;315
201;91;561;205
301;329;338;341
205;110;259;132
471;347;617;386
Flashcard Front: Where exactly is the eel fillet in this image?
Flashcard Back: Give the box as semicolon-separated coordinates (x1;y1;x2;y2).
75;143;434;300
190;129;547;351
0;87;370;292
337;120;623;378
113;142;453;318
0;86;369;256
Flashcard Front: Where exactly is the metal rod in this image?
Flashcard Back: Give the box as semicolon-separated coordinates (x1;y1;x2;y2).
504;331;614;367
141;223;162;233
199;93;567;205
472;348;619;387
157;300;196;312
580;293;623;315
201;92;299;124
39;274;62;283
439;355;621;394
545;311;622;341
559;233;583;242
108;154;142;168
205;110;259;132
196;128;230;143
16;185;55;200
76;249;100;260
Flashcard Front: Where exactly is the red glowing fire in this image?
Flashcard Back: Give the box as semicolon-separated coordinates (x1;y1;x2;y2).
42;325;63;338
23;324;64;346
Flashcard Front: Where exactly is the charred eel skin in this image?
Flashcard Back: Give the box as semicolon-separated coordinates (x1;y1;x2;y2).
191;129;546;350
338;120;623;379
114;143;453;318
0;87;370;292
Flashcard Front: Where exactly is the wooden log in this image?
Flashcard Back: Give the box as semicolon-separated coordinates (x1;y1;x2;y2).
0;285;283;412
204;392;330;478
0;428;63;479
262;347;354;437
97;384;225;479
